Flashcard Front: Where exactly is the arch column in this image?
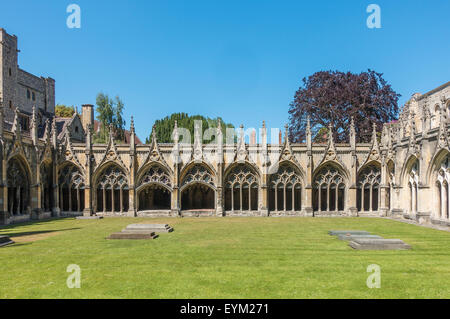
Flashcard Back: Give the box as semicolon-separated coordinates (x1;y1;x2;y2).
261;168;269;216
379;161;389;216
171;162;180;217
304;154;313;216
215;162;224;216
0;156;8;224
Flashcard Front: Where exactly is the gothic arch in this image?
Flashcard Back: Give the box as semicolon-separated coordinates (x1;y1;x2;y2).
357;162;381;212
58;162;85;213
224;162;260;212
180;161;217;188
94;163;129;214
313;160;350;182
268;161;304;212
426;148;450;185
136;160;173;184
312;163;347;212
402;156;419;215
431;152;450;220
136;163;173;211
6;156;31;215
93;159;128;187
400;155;420;186
180;163;216;210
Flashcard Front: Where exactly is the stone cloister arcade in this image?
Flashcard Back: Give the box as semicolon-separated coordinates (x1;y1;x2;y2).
0;83;449;227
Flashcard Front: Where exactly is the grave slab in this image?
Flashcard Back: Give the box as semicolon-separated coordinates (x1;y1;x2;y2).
349;238;411;250
123;224;173;233
0;235;14;247
329;230;371;236
338;234;382;241
107;231;158;240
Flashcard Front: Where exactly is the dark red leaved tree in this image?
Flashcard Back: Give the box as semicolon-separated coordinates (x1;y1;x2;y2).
288;70;400;143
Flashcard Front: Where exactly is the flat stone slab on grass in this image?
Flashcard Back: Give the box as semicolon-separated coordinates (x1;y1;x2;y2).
329;230;371;236
123;224;173;233
338;234;382;241
349;238;411;250
107;231;158;240
76;216;104;220
0;235;14;247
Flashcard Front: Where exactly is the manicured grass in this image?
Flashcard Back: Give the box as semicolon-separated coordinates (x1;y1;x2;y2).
0;217;449;299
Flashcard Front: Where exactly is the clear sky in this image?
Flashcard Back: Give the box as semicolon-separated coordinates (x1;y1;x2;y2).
1;0;449;142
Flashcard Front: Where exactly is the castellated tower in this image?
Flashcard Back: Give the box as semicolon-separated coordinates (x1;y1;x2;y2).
0;28;19;122
0;28;55;125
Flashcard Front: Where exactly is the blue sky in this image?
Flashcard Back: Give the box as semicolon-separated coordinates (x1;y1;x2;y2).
1;0;449;142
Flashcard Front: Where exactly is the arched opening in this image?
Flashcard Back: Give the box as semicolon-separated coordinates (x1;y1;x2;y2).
269;163;302;212
95;165;129;214
435;155;450;220
224;164;259;212
313;164;346;213
357;164;381;212
137;164;173;211
138;185;171;210
58;163;85;213
181;184;215;210
180;164;216;211
407;160;419;215
7;157;30;215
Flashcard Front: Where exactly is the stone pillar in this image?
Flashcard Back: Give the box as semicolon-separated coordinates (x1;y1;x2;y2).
0;156;8;225
216;162;224;216
379;159;389;217
303;156;313;216
260;171;269;216
31;158;41;220
304;117;313;216
127;160;136;217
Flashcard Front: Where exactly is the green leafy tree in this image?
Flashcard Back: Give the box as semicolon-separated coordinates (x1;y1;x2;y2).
147;113;234;144
55;104;75;118
95;93;126;143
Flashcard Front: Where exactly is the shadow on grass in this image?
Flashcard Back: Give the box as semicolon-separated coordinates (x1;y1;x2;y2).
1;242;32;248
0;216;76;230
0;228;80;238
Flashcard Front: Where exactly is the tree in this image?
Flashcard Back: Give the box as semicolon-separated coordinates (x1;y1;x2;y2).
147;113;235;144
95;93;126;143
55;104;75;118
288;70;400;143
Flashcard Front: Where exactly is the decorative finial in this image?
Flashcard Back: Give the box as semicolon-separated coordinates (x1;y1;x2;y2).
130;116;135;133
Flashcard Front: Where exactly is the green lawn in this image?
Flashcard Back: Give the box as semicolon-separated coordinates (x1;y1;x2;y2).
0;217;449;299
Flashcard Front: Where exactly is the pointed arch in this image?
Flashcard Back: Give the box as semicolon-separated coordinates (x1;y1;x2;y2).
426;148;450;185
6;156;31;216
180;163;216;211
94;163;129;214
136;162;173;211
313;160;350;182
224;162;260;212
58;162;85;213
357;162;381;212
268;161;304;213
400;154;419;186
180;160;217;188
312;163;347;213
